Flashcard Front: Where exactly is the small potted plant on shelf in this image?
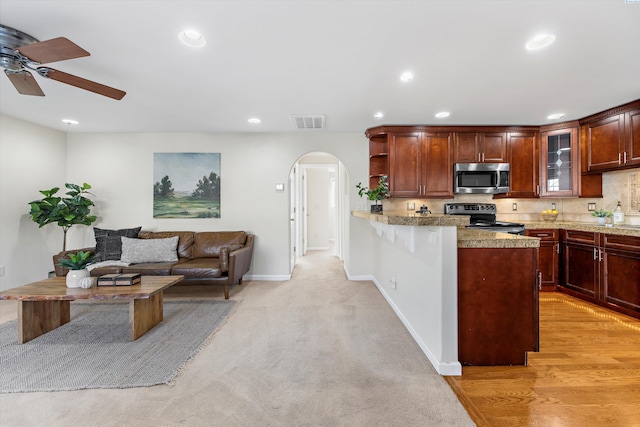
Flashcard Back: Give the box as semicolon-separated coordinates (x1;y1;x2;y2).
58;251;95;288
591;208;612;226
356;175;390;213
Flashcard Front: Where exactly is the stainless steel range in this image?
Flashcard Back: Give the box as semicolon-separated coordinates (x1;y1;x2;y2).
444;202;525;235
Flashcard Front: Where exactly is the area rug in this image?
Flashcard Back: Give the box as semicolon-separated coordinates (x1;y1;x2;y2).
0;300;236;393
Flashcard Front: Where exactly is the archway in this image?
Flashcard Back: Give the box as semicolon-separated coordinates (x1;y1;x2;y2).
289;152;348;273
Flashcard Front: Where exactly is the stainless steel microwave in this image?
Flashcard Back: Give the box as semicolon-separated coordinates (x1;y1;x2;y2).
454;163;510;194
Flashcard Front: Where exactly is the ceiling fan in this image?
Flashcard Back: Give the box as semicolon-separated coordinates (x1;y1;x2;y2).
0;24;126;100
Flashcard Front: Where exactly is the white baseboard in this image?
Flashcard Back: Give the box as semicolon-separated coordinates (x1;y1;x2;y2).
243;274;291;281
372;277;462;376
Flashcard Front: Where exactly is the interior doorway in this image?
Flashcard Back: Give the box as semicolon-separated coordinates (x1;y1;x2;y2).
289;152;347;273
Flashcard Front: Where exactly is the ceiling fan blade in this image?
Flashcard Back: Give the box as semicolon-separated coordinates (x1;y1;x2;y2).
17;37;89;64
40;68;126;100
4;70;45;96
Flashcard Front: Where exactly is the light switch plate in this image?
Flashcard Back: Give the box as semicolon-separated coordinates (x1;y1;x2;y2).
588;203;596;211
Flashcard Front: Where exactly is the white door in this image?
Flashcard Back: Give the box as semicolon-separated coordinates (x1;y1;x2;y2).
289;168;297;273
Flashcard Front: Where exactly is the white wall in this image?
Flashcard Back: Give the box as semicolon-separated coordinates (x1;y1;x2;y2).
0;119;374;289
0;115;67;290
62;131;372;281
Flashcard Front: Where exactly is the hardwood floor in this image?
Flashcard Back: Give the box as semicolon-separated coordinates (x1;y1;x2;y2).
446;293;640;427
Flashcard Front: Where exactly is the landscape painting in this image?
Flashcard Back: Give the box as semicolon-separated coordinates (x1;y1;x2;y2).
153;152;221;218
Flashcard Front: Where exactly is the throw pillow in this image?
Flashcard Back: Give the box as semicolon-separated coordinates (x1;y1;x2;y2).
120;236;179;263
93;226;142;262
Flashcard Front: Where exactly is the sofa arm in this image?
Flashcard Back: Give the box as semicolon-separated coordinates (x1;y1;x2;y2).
227;234;254;283
53;247;96;277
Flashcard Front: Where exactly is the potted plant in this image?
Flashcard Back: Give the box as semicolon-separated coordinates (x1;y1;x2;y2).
28;182;97;251
591;208;612;225
58;251;95;288
356;175;390;213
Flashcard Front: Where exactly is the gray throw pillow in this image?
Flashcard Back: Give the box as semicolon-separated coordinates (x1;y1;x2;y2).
120;236;179;263
93;226;142;262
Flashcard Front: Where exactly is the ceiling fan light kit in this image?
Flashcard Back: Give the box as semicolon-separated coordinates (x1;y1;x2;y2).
0;24;126;100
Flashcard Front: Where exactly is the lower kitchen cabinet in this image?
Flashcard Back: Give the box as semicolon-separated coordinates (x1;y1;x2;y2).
458;247;539;366
526;228;559;291
561;230;640;319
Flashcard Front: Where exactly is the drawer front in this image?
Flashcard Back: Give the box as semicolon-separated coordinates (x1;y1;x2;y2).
526;228;559;241
565;229;598;245
603;233;640;253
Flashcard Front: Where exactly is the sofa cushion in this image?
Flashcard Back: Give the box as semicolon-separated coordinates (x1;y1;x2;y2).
138;231;195;259
120;236;179;263
93;226;142;262
192;231;247;258
171;258;222;278
122;262;176;276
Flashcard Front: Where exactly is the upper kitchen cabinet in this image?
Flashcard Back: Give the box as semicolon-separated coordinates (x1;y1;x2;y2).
454;131;507;163
389;131;453;198
504;131;539;198
366;132;389;190
581;99;640;172
539;124;579;197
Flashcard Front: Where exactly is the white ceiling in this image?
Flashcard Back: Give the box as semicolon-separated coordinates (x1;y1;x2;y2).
1;0;639;134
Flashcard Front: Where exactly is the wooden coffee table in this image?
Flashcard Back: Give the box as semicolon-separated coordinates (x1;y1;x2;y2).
0;275;184;343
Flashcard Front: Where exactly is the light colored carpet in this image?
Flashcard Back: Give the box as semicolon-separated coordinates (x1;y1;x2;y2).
0;249;474;426
0;300;236;393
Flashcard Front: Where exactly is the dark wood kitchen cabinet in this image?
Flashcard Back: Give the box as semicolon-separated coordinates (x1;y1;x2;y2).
561;230;640;319
539;125;579;197
504;131;539;198
454;131;507;163
368;133;389;190
581;100;640;172
389;131;453;198
458;247;539;365
526;228;559;291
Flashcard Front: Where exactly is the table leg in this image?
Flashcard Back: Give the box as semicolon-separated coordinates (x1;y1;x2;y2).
129;292;163;340
18;300;71;344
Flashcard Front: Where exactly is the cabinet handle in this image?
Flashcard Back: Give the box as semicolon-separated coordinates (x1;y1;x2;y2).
556;243;560;254
619;152;622;165
599;249;603;262
537;184;540;195
624;152;628;164
538;234;548;237
593;247;598;260
538;271;542;290
478;153;481;162
482;153;485;162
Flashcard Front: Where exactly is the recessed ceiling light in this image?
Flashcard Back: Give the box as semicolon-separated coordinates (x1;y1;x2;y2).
248;117;261;125
178;29;206;47
62;119;79;125
400;71;414;82
435;111;450;118
525;33;556;50
547;113;565;120
373;112;384;119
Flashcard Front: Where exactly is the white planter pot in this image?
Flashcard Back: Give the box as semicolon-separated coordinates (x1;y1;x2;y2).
596;217;606;225
66;269;90;288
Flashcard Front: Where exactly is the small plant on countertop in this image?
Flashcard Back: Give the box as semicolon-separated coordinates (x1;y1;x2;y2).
591;209;612;218
356;175;390;206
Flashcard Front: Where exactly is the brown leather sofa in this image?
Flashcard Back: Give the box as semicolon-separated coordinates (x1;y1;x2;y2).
53;231;254;299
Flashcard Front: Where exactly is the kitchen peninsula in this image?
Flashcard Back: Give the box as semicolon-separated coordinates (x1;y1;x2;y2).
351;210;540;374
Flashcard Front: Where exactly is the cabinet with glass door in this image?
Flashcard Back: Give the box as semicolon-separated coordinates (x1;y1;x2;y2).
539;124;579;197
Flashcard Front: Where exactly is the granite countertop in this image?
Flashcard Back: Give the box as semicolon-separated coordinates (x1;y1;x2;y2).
352;210;538;248
521;220;640;237
351;210;640;249
351;210;470;227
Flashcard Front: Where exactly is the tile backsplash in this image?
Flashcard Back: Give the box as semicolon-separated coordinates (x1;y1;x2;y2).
381;168;640;225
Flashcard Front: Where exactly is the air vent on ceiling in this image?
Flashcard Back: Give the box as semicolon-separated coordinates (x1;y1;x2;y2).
291;114;325;130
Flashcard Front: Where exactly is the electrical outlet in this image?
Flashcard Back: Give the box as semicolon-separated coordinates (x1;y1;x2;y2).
588;203;596;211
551;203;556;210
512;203;518;211
0;266;4;276
390;276;397;289
407;202;415;211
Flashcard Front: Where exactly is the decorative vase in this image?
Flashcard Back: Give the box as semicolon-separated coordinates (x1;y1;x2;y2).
596;217;606;225
66;269;90;288
370;204;383;213
79;277;94;289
